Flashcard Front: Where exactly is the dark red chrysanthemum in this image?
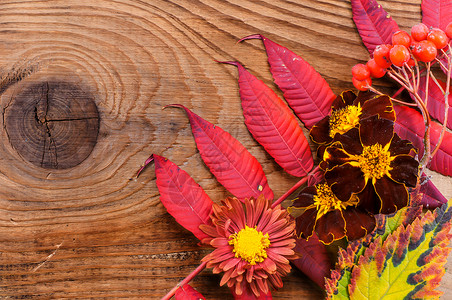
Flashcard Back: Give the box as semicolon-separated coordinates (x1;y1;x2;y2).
322;115;420;214
199;195;297;297
310;90;395;156
289;182;376;244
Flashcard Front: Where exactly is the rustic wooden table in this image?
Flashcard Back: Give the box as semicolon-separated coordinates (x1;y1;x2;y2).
0;0;450;298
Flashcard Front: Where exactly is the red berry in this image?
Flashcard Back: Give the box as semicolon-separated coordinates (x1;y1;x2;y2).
446;22;452;39
389;45;410;67
407;58;415;67
366;58;386;78
373;44;392;68
392;31;411;47
427;28;449;49
351;64;370;80
352;77;371;91
411;23;429;41
412;40;437;62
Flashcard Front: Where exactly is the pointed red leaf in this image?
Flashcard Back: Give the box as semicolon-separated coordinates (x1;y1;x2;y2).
417;76;452;130
220;61;314;177
422;0;452;31
167;105;274;200
238;35;336;129
394;105;452;176
418;173;448;209
154;154;213;241
351;0;400;55
175;284;206;300
291;234;333;287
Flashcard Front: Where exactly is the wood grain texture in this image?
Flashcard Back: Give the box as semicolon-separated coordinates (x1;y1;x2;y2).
0;0;450;298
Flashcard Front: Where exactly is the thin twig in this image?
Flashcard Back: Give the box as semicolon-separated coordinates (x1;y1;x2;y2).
161;261;208;300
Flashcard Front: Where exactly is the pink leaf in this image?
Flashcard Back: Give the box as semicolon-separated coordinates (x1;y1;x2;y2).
417;173;448;209
394;105;452;176
154;154;213;241
175;284;206;300
220;61;314;177
422;0;452;31
167;105;274;201
291;234;333;287
238;35;336;129
417;76;452;130
351;0;400;54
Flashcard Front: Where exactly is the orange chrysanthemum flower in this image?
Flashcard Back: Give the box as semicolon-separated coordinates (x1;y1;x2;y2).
199;195;297;297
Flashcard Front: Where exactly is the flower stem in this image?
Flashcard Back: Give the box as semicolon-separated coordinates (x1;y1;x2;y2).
161;261;208;300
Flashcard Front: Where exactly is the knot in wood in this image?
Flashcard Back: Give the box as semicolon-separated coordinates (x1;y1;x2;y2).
5;81;99;169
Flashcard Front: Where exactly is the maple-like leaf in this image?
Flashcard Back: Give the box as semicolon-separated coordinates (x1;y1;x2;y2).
238;34;336;129
166;104;274;201
351;0;400;55
394;105;452;177
220;61;314;177
175;284;206;300
153;154;213;241
326;200;452;299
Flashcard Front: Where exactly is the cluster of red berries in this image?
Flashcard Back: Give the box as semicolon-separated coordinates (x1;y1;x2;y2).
352;22;452;91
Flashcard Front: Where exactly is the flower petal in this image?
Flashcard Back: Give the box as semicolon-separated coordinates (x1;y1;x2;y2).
374;175;409;214
389;155;419;187
333;127;363;156
292;186;316;208
314;210;346;244
388;134;416;156
295;208;317;238
310;116;332;145
323;145;355;169
342;207;376;240
356;183;381;214
359;115;394;147
360;94;395;121
325;163;366;202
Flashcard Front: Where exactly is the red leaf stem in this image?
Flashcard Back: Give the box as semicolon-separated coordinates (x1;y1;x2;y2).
161;261;208;300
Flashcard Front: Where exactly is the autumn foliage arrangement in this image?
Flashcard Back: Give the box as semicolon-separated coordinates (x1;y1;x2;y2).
138;0;452;299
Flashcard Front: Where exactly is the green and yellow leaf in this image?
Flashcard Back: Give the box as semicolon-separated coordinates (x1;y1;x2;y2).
326;200;452;300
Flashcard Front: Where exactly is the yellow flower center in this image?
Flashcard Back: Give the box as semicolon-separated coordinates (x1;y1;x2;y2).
313;183;359;219
228;225;270;265
357;143;393;182
329;104;362;137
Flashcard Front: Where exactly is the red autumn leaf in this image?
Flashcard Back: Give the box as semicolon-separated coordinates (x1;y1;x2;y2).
220;61;314;177
417;76;452;130
167;104;274;201
394;105;452;176
351;0;400;55
422;0;452;31
418;173;448;209
175;284;206;300
153;154;213;241
291;234;333;288
238;35;335;129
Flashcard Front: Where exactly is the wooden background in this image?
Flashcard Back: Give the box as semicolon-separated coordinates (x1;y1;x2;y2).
0;0;451;298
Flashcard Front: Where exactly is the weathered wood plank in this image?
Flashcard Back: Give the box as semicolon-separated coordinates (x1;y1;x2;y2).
0;0;450;298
